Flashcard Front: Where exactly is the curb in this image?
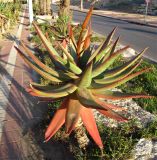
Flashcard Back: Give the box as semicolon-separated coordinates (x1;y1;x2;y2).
71;7;157;28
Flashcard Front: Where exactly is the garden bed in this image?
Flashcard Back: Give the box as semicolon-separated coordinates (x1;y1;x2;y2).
25;18;157;159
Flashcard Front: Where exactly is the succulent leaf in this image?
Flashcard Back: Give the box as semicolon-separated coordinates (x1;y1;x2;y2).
65;97;82;134
29;83;77;98
33;22;82;75
87;42;104;64
103;48;148;79
94;43;112;64
20;41;78;80
93;91;153;100
77;7;93;54
58;42;76;64
15;46;63;83
94;60;141;84
78;62;93;88
82;7;93;30
92;68;151;92
77;88;106;110
45;99;67;142
92;46;129;77
99;27;117;54
80;107;103;149
97;109;127;122
32;21;59;57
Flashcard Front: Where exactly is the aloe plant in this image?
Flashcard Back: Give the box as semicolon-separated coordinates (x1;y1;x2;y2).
15;7;153;149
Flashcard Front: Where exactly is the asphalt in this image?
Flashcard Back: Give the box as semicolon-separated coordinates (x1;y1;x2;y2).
52;4;157;63
73;11;157;63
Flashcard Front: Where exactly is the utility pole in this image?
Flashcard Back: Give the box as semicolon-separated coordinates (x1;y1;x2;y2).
28;0;33;24
80;0;83;11
145;0;150;23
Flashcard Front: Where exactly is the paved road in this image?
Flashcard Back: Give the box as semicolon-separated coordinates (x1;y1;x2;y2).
52;5;157;62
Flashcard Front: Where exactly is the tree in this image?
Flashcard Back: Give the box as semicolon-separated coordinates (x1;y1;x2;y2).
38;0;51;15
59;0;70;17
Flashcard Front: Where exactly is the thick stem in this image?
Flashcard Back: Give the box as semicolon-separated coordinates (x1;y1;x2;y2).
74;118;89;149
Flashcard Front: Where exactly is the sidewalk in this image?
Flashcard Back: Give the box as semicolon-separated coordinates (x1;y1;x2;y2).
0;7;45;159
70;5;157;28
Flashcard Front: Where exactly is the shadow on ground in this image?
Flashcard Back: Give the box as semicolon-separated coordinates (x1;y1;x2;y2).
0;59;75;159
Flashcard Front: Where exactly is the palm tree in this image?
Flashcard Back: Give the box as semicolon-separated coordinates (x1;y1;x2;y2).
38;0;51;15
59;0;70;17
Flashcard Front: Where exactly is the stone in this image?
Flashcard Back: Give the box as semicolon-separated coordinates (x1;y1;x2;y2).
132;138;157;160
123;47;136;58
93;88;155;128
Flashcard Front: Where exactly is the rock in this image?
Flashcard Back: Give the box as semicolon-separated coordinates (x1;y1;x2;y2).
123;47;136;58
36;15;53;24
93;88;155;128
133;138;157;160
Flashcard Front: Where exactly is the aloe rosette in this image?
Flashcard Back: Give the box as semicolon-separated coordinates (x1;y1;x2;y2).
15;7;152;149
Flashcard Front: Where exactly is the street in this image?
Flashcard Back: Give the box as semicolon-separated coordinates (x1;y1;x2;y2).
52;5;157;62
73;11;157;62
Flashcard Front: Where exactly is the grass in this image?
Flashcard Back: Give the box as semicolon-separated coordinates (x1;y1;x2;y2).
0;2;21;24
118;59;157;114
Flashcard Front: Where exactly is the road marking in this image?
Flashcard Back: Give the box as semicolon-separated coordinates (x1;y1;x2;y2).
0;10;25;141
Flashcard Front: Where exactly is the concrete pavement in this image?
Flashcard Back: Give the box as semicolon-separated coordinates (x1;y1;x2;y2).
0;7;45;159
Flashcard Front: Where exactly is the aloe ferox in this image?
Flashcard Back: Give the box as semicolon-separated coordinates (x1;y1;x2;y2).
15;7;153;149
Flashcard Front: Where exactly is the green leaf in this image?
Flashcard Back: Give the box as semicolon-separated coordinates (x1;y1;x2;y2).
109;36;120;56
103;48;148;79
99;27;117;54
87;28;117;65
30;82;57;91
87;42;104;64
20;41;78;80
79;46;94;69
77;88;105;110
94;60;141;84
94;44;112;64
29;83;77;98
91;68;151;92
32;21;59;57
78;62;93;88
61;59;82;75
92;46;129;77
58;42;75;64
15;46;63;83
33;22;82;75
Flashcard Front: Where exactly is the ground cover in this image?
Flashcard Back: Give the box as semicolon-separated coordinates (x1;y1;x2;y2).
0;1;21;34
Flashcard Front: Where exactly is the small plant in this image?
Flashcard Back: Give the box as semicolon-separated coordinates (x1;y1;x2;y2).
15;7;153;150
0;1;21;33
